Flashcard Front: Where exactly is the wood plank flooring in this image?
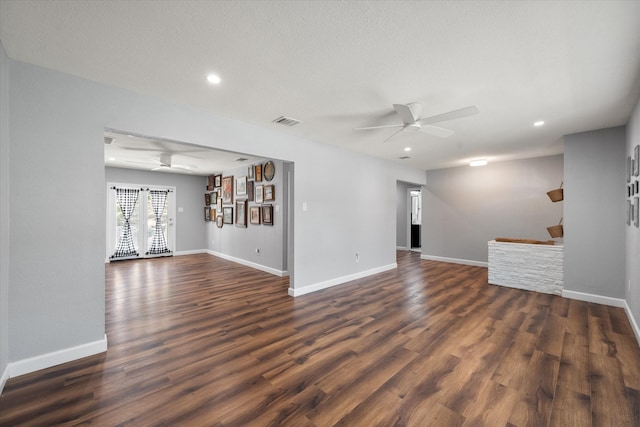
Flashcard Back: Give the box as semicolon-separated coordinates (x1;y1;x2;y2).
1;251;639;426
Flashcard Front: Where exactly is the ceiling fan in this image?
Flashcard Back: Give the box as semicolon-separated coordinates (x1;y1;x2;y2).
150;153;194;172
355;103;479;142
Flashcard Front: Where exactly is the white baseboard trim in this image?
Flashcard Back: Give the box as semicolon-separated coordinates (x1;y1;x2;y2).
174;249;208;256
207;250;288;277
396;246;410;251
561;289;626;308
420;254;488;268
623;300;640;345
0;364;9;395
289;263;397;297
8;334;108;379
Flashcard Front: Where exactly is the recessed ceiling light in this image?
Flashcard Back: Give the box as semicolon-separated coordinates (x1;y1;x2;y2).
206;73;222;85
108;157;116;161
533;120;545;127
404;147;411;152
470;159;488;167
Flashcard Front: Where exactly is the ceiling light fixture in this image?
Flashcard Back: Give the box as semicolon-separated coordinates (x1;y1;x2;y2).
404;147;411;152
469;159;488;167
206;73;222;85
533;120;545;127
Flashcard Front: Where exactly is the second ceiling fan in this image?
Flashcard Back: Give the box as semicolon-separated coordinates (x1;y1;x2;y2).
355;103;479;142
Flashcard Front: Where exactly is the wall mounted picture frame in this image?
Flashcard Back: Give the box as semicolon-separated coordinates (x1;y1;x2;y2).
262;204;273;225
635;196;639;227
255;185;264;203
235;200;247;227
263;160;275;181
627;156;632;183
207;175;214;191
214;174;222;188
205;193;211;206
264;184;275;202
223;206;234;224
216;215;223;228
210;208;216;219
248;165;255;180
217;197;222;213
204;206;211;221
628;200;632;226
247;180;255;202
222;176;234;204
635;145;640;176
236;176;247;196
255;164;263;182
250;206;261;224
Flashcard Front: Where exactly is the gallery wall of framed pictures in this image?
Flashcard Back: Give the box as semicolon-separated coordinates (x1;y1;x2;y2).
626;144;640;228
203;160;279;229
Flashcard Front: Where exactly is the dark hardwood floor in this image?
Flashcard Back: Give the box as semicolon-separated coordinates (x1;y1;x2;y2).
1;251;639;426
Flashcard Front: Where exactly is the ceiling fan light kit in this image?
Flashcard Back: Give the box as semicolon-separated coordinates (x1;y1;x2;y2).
355;102;479;143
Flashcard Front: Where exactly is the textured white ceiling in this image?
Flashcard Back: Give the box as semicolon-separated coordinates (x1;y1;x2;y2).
1;0;639;170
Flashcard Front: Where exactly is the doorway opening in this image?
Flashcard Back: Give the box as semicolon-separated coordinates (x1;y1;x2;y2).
410;189;421;250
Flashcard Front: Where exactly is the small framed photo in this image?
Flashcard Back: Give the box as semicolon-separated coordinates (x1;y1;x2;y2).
214;174;222;188
210;208;216;219
222;176;234;204
635;197;640;227
635;145;640;176
627;156;632;183
223;206;234;224
263;185;275;202
255;164;263;182
236;176;247;196
216;215;223;228
205;193;211;206
207;175;215;191
262;204;273;225
628;200;632;226
247;180;255;202
255;185;264;203
248;165;255;179
204;206;211;221
250;206;261;224
235;199;247;227
216;197;222;212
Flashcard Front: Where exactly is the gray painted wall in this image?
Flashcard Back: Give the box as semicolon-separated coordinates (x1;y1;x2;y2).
396;181;410;248
422;155;564;263
207;160;287;272
6;58;426;365
626;97;640;329
1;40;11;384
564;127;626;298
105;167;207;253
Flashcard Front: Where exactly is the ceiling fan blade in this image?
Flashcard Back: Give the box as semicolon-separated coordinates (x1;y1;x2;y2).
421;125;454;138
419;105;479;125
393;103;421;124
355;124;404;130
384;127;406;143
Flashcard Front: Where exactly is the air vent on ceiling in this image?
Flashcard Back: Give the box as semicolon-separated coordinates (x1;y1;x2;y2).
104;136;115;144
398;156;411;160
235;157;249;162
272;116;302;127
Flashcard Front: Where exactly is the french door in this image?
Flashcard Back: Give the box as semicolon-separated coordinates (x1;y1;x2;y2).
106;183;176;261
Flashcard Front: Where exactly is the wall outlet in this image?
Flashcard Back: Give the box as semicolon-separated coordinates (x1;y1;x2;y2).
355;252;359;263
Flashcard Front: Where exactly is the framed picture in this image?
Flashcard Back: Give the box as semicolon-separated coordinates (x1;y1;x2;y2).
248;165;255;179
210;208;216;219
264;184;275;201
216;215;223;228
236;176;247;196
216;197;222;212
635;145;640;176
628;200;632;226
255;185;264;203
204;206;211;221
205;193;211;206
223;206;234;224
635;197;639;227
207;175;215;191
255;164;263;182
250;206;261;224
264;160;275;181
214;174;222;188
262;204;273;225
235;200;247;227
247;180;255;202
222;176;234;204
627;156;632;183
